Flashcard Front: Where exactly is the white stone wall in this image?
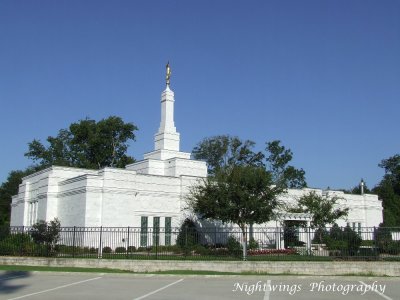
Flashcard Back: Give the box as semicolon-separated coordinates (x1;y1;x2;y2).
10;164;383;230
10;167;98;226
10;195;24;226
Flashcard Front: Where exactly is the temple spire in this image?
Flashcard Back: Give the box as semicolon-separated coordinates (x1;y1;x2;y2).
153;62;180;151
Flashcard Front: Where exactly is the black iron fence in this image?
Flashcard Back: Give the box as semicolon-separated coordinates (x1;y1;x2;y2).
0;225;400;261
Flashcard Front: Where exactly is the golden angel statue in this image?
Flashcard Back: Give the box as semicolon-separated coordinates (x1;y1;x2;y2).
166;62;171;86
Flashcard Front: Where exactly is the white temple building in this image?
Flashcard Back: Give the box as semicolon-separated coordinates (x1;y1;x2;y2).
10;75;383;232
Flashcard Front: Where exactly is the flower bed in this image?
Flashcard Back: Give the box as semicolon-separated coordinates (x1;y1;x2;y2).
248;248;297;256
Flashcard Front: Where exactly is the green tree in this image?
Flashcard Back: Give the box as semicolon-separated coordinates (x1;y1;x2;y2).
1;116;138;226
295;191;349;241
379;155;400;192
192;135;264;175
0;167;40;227
188;165;283;260
192;136;306;188
374;154;400;226
348;181;371;195
25;116;138;169
265;140;307;189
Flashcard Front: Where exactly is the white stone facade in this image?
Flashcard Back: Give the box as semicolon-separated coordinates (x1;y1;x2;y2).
10;84;383;230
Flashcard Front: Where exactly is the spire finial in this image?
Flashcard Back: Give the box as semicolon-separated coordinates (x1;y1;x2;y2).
166;61;171;87
360;178;365;195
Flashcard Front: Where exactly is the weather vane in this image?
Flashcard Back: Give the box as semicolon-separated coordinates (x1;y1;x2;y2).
166;61;171;86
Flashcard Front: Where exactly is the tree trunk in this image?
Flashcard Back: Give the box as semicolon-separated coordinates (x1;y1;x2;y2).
241;224;247;261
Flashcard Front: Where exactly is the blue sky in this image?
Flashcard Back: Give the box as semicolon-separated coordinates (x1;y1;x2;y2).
0;1;399;190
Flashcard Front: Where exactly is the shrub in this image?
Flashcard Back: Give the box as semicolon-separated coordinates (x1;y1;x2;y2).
0;226;10;241
343;226;362;255
248;238;259;250
192;244;210;255
227;236;242;256
386;241;400;255
127;246;136;253
30;218;61;254
115;247;126;253
208;248;229;256
176;219;200;254
150;245;180;253
324;239;347;250
312;228;328;244
361;240;375;247
56;244;75;254
0;233;36;256
102;246;112;254
374;224;393;254
324;224;362;255
329;224;343;240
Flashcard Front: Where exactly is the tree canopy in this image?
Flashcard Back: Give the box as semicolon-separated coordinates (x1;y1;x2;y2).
192;135;264;175
294;191;349;229
347;180;371;195
265;140;307;189
0;167;40;226
188;165;283;259
192;135;306;188
25;116;138;169
189;165;282;226
0;116;138;227
374;154;400;226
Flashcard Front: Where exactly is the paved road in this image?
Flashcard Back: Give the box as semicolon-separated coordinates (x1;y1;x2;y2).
0;271;398;300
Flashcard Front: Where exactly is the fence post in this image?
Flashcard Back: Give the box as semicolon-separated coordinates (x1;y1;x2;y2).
155;229;158;260
98;226;103;259
126;226;130;259
214;227;217;249
19;226;24;256
184;225;188;258
373;226;377;259
72;226;76;258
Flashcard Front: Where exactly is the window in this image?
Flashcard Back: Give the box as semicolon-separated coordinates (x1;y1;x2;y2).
153;217;160;246
357;222;362;234
165;217;172;246
140;216;148;247
28;201;38;226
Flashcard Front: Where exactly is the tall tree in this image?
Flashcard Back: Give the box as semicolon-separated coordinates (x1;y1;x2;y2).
188;165;283;259
192;135;264;175
265;140;307;189
374;154;400;226
0;167;40;226
1;116;138;226
378;154;400;194
25;116;138;169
